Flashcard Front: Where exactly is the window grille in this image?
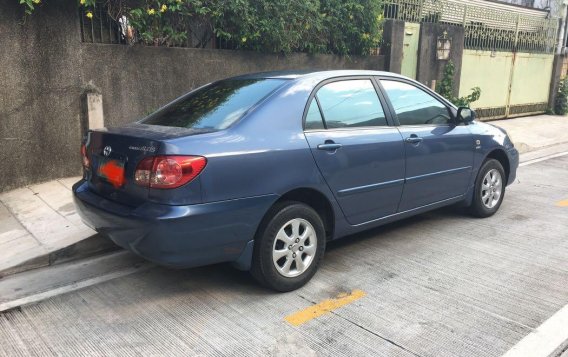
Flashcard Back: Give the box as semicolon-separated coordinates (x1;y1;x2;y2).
383;0;558;53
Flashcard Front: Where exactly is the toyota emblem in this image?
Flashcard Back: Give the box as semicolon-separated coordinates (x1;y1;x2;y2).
103;146;112;157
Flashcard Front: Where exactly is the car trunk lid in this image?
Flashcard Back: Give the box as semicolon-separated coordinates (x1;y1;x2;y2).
84;124;209;206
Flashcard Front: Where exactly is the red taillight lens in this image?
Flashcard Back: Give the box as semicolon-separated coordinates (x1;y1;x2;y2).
81;144;90;169
134;156;207;189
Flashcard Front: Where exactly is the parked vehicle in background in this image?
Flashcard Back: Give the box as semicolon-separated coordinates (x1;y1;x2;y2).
73;70;519;291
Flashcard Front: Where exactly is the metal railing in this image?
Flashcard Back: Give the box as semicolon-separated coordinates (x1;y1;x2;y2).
79;3;218;48
79;5;124;44
383;0;559;53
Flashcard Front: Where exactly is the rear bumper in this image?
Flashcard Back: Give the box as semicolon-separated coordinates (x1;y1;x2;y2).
73;180;277;269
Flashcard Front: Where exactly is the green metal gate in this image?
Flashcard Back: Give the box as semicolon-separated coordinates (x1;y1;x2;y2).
459;51;554;119
401;22;420;79
384;0;559;120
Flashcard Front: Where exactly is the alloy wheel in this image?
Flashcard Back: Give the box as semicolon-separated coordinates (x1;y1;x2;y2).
272;218;317;278
481;168;503;209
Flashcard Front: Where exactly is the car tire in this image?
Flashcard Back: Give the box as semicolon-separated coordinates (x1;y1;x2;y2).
250;201;326;292
469;159;506;218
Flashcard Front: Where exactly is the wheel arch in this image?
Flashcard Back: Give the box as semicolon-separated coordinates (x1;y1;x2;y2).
485;148;510;182
234;188;336;272
259;188;336;241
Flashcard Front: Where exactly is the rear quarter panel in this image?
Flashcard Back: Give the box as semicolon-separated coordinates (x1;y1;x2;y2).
160;78;339;207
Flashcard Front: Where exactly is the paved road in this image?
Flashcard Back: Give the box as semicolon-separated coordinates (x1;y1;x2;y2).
1;155;567;357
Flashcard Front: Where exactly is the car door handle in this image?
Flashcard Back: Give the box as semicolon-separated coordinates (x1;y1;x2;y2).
404;135;423;144
317;142;342;151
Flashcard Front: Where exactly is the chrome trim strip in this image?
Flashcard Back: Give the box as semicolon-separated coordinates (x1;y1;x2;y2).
337;178;405;197
336;166;471;197
405;166;472;183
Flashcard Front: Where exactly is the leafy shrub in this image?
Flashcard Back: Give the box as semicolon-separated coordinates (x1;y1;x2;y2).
436;60;481;107
319;0;384;56
129;0;217;47
214;0;324;53
20;0;41;15
21;0;384;56
554;78;568;115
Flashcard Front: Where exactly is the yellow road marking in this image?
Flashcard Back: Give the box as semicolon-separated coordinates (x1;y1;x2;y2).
285;290;366;326
556;199;568;207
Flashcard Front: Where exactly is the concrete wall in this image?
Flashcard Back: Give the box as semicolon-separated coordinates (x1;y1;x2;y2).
0;0;385;192
548;54;567;110
417;23;465;97
81;45;385;128
382;19;405;75
0;1;84;192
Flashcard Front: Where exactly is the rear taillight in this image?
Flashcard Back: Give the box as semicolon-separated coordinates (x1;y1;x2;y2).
134;156;207;189
81;143;90;169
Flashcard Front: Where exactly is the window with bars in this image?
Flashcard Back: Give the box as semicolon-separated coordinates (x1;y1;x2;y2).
79;5;126;44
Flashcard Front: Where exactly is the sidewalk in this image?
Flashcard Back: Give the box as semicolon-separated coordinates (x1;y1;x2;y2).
0;114;567;278
490;114;568;154
0;178;101;276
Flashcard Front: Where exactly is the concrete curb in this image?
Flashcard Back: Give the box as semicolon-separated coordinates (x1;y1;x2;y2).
0;234;120;279
0;250;150;313
518;142;568;164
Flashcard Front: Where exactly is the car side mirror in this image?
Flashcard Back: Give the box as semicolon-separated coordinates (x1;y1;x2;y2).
457;107;475;124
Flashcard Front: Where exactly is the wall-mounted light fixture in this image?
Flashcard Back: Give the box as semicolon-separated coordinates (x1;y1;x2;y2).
437;30;451;60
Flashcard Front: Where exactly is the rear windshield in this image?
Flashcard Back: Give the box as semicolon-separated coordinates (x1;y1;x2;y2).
141;79;286;130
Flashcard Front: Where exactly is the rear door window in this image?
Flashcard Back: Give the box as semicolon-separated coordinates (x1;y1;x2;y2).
315;79;387;129
305;99;325;130
141;79;286;130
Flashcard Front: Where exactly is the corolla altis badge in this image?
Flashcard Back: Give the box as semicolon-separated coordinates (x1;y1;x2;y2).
128;145;157;153
103;146;112;157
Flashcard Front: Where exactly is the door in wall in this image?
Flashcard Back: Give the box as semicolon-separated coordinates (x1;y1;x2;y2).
401;22;420;80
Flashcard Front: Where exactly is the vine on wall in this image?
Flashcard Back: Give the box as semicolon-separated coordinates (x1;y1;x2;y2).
436;60;481;107
554;78;568;115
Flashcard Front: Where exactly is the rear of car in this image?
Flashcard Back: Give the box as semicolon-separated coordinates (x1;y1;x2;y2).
73;78;288;268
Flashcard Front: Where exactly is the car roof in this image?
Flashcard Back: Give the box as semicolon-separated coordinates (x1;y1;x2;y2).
230;70;408;81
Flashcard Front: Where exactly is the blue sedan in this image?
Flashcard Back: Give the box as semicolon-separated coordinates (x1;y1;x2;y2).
73;70;519;291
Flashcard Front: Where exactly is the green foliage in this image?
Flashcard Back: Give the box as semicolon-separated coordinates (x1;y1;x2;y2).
319;0;384;56
436;60;481;107
214;0;324;53
554;78;568;115
19;0;41;15
213;0;384;55
453;87;481;107
127;0;225;47
436;59;455;101
20;0;384;55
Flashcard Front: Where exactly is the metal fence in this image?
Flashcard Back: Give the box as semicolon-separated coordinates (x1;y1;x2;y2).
79;3;219;48
79;5;124;44
383;0;558;53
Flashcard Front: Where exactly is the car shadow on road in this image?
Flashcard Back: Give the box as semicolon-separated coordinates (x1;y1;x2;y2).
123;205;470;299
326;205;468;252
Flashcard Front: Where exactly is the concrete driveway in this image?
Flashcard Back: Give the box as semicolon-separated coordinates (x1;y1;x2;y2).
1;155;567;357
